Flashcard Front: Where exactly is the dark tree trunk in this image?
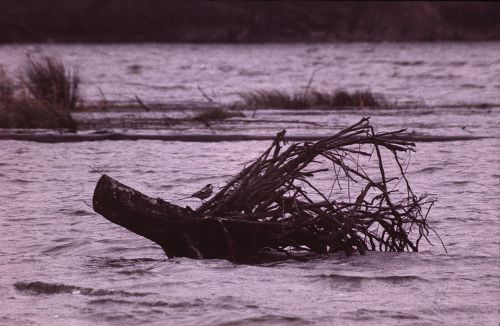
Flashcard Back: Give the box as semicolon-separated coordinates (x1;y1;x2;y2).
92;174;283;261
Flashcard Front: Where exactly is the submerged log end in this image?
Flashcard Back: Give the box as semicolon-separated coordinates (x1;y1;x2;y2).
92;175;286;261
92;174;210;258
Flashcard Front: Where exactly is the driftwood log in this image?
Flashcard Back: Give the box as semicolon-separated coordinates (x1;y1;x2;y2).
93;175;285;260
93;118;439;262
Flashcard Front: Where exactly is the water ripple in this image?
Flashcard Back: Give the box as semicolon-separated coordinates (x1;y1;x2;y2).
312;274;429;284
14;281;151;297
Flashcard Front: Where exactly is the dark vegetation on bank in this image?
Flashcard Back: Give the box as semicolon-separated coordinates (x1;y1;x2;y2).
0;57;78;130
238;90;382;109
1;56;388;129
0;1;499;43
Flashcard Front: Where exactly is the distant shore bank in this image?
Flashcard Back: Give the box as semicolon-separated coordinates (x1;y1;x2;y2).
0;2;499;43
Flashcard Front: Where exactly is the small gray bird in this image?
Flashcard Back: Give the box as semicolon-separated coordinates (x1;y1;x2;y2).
181;184;213;200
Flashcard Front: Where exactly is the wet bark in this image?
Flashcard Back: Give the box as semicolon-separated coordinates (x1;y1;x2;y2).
92;174;283;261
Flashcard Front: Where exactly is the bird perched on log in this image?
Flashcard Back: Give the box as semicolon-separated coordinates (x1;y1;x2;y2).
180;184;213;201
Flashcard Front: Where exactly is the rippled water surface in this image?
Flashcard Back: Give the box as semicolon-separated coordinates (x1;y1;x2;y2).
1;43;499;325
1;43;499;106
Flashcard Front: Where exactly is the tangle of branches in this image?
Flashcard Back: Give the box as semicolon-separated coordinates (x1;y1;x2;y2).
198;117;439;256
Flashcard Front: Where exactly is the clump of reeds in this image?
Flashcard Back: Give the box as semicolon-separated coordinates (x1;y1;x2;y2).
21;56;80;111
193;107;244;121
0;99;76;129
0;57;79;130
238;89;383;109
0;67;15;101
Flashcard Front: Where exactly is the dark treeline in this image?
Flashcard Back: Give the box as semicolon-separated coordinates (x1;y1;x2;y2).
0;1;499;43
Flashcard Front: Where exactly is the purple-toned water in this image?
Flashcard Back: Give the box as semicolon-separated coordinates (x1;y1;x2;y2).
1;43;499;107
1;43;499;325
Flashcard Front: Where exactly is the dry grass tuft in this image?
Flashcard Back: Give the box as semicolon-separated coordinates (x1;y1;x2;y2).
0;99;76;130
239;89;383;109
0;57;79;130
0;67;15;101
22;56;80;111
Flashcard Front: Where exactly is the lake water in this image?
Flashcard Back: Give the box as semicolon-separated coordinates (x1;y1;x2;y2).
1;43;499;107
1;43;499;325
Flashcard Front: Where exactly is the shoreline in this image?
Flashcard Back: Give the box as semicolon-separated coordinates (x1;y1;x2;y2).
0;132;491;143
75;100;500;113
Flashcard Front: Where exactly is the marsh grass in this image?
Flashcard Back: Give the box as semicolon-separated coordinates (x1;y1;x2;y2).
0;57;79;130
0;67;15;100
0;99;76;130
22;56;80;111
238;89;383;109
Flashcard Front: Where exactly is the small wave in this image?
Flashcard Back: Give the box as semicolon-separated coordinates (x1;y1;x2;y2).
89;298;133;305
85;257;160;268
447;61;467;66
460;84;485;89
217;315;307;326
217;65;235;73
417;166;443;173
313;274;428;283
166;299;204;308
392;60;424;66
11;178;34;184
124;82;187;91
442;180;469;186
41;243;76;254
348;308;421;321
117;269;153;276
132;169;156;174
414;73;459;80
73;209;91;216
238;69;267;77
444;216;467;222
5;217;36;222
14;281;150;297
89;298;202;308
